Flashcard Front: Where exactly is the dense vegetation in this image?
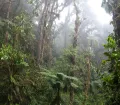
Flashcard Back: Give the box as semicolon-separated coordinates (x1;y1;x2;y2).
0;0;120;105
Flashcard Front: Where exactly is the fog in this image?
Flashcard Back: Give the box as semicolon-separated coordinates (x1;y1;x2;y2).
0;0;117;104
0;0;113;59
53;0;113;56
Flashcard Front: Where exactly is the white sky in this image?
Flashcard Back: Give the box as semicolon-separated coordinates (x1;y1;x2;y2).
35;0;112;25
88;0;112;24
56;0;112;25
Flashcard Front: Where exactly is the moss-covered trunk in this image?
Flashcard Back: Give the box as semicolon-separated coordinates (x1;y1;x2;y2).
113;0;120;47
69;0;80;105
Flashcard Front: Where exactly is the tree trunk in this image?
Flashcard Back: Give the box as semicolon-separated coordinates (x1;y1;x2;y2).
5;0;12;44
69;0;80;105
69;86;74;105
37;0;65;65
50;87;60;105
57;87;60;105
83;56;91;105
113;0;120;47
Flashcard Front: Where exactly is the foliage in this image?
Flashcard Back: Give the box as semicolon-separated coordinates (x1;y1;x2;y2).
0;12;35;53
0;0;112;105
0;45;50;105
41;66;79;105
102;35;120;105
51;47;102;105
102;0;113;13
0;45;30;105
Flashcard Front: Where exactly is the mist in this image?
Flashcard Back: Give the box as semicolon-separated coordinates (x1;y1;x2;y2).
53;0;113;56
0;0;118;105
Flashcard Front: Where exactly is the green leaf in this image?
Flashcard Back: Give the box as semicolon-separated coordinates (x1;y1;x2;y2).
40;72;57;79
70;82;78;89
104;52;111;57
102;60;107;65
10;75;16;84
1;55;9;60
20;61;29;67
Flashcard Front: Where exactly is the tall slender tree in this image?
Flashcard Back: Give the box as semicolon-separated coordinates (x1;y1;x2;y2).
69;0;80;105
37;0;67;65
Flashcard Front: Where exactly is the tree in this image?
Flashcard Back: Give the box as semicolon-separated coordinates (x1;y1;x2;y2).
36;0;69;65
102;0;120;47
102;1;120;104
41;71;78;105
0;45;31;105
69;0;80;104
